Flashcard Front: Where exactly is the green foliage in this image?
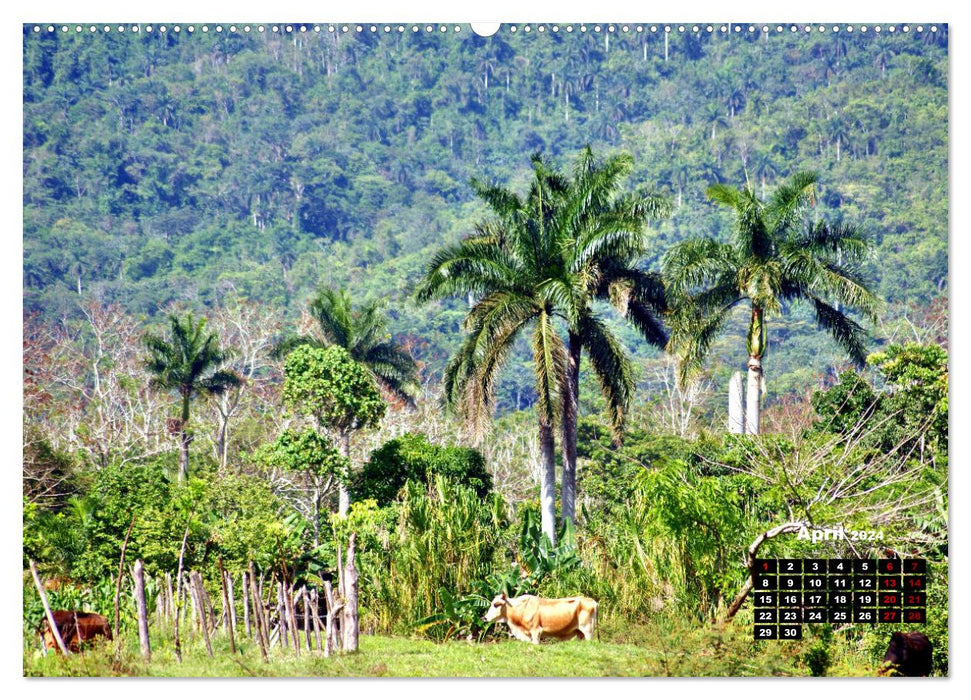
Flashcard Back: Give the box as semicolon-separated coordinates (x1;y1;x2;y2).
802;625;835;677
351;476;509;635
277;286;420;404
253;428;348;481
812;342;948;457
27;457;293;581
664;172;880;387
282;345;385;434
351;432;491;505
634;462;758;616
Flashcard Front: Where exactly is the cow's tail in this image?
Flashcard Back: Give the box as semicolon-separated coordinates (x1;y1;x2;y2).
594;602;600;642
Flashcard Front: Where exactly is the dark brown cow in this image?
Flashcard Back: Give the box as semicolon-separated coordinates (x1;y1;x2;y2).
880;631;933;677
40;610;112;653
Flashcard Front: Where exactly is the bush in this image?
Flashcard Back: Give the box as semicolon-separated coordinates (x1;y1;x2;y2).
351;432;492;505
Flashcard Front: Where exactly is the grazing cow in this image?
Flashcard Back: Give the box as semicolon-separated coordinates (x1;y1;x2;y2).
484;593;598;644
880;632;933;677
40;610;112;653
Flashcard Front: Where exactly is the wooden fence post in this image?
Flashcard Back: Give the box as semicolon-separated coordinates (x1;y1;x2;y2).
342;533;359;653
242;571;251;637
191;572;213;658
133;560;151;660
226;571;238;641
28;559;70;655
165;572;174;623
309;589;323;652
248;562;269;661
218;560;237;655
285;580;300;655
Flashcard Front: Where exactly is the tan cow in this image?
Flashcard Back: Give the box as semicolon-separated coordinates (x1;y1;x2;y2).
484;593;598;644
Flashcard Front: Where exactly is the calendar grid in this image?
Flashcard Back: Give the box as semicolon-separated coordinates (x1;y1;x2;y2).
752;559;927;640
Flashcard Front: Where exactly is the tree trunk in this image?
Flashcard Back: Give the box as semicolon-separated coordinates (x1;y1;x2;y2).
342;533;360;653
133;560;151;660
113;515;136;651
560;333;581;528
746;358;762;435
179;391;191;482
745;306;765;435
29;559;70;655
338;431;351;517
728;371;745;434
724;522;805;622
539;416;557;546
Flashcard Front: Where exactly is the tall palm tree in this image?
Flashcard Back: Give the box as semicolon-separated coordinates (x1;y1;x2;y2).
144;313;241;481
415;162;567;544
546;148;669;526
276;287;420;405
417;149;670;536
663;172;880;434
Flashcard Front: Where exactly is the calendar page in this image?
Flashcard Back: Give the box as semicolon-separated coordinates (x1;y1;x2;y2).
21;16;948;680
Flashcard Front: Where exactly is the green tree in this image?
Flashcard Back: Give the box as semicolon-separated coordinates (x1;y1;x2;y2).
546;148;670;526
276;286;420;405
351;432;492;506
282;345;385;516
416;149;669;536
663;172;880;434
252;428;349;546
414;159;568;544
143;313;241;481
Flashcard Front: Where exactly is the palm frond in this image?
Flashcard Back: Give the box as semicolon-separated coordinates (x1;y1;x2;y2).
532;309;566;427
808;295;870;366
767;170;817;234
579;313;635;435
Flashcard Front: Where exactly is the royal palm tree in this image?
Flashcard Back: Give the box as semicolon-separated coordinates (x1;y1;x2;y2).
415;161;567;543
417;149;670;536
144;313;241;481
276;287;420;405
663;172;879;434
547;148;669;526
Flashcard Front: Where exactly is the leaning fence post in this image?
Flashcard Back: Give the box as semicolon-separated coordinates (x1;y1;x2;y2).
133;559;151;660
191;572;213;658
28;559;70;655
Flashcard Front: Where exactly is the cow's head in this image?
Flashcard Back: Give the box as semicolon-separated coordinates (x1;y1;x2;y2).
484;593;508;622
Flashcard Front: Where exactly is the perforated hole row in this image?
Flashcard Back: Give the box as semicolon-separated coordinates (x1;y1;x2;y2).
28;24;941;36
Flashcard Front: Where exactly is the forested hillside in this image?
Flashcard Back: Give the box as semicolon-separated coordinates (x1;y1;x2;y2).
23;25;947;412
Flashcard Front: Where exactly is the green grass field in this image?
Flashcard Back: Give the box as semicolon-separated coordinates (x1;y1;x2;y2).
23;620;880;678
